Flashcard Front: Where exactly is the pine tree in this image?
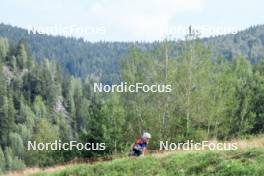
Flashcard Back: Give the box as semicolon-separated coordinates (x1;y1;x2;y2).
4;147;13;171
0;96;12;146
16;43;28;69
0;37;9;62
8;133;24;158
33;96;47;119
0;147;5;173
100;93;125;154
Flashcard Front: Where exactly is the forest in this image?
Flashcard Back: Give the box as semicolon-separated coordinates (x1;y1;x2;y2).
0;25;264;173
1;23;264;82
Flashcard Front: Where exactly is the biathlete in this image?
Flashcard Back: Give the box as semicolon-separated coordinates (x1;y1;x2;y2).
129;132;151;157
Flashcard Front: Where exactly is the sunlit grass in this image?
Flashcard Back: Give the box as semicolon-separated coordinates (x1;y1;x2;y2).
29;148;264;176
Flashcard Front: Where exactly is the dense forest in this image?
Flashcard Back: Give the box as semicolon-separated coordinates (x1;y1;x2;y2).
1;23;264;82
0;25;264;173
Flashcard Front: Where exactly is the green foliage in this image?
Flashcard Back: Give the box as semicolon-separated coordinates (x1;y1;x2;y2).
0;147;5;173
32;149;264;176
100;93;126;154
11;156;25;170
0;37;9;61
26;119;59;167
8;133;24;157
230;57;255;136
2;24;264;82
16;43;28;69
0;27;264;173
33;96;47;119
250;60;264;133
0;96;15;146
4;147;13;170
3;147;25;171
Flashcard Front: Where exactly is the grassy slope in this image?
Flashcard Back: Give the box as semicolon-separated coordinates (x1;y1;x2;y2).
32;149;264;176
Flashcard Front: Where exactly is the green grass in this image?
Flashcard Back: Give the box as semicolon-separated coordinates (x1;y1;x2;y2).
32;149;264;176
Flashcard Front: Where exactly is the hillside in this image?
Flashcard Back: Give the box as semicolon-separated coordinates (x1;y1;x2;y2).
0;23;150;83
1;23;264;82
4;136;264;176
2;1;264;175
27;148;264;176
1;24;264;174
204;25;264;63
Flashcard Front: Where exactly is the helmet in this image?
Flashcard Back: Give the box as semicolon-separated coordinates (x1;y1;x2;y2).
142;132;151;139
